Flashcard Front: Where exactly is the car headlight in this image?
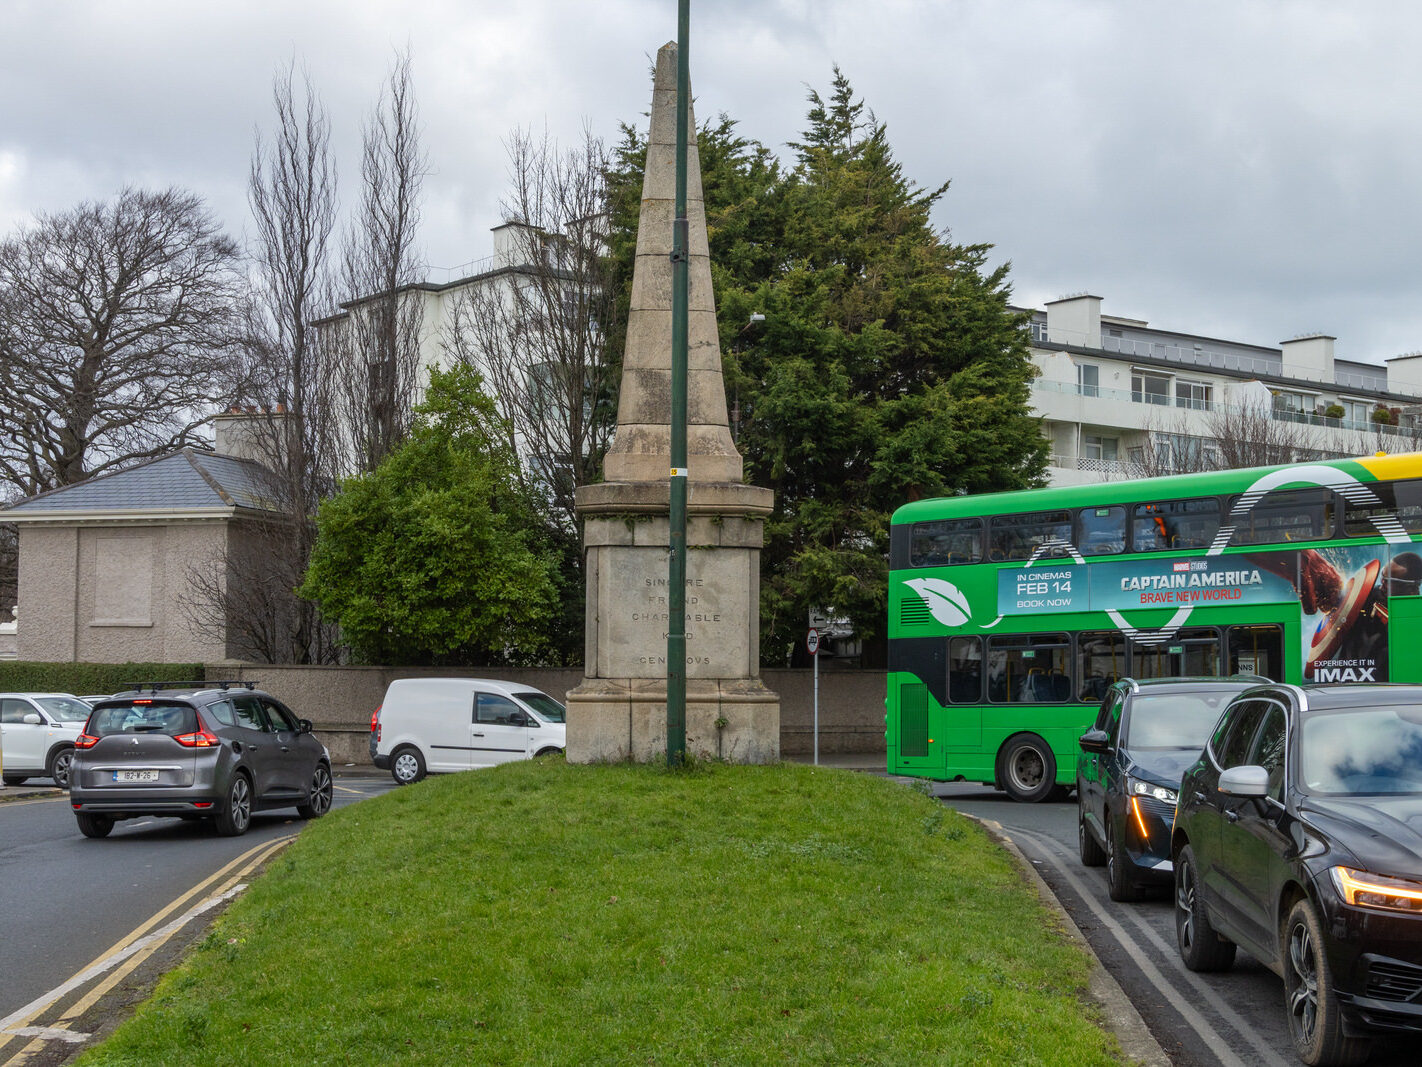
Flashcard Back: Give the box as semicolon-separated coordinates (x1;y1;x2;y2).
1330;867;1422;914
1127;777;1178;805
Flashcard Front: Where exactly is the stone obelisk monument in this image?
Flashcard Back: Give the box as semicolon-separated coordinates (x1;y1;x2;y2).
565;41;779;763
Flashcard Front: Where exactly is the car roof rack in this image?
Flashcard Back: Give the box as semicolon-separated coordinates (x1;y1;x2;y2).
124;680;257;694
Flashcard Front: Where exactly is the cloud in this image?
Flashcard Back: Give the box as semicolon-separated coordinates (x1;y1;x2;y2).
3;0;1422;361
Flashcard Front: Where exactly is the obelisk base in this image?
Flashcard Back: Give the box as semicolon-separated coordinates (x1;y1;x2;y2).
565;677;780;763
566;480;779;764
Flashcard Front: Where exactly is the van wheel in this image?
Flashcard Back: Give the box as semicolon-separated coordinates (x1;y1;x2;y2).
534;747;564;759
391;746;426;785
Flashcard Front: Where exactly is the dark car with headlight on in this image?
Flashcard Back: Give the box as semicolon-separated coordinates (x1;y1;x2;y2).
70;682;332;839
1077;676;1261;901
1172;683;1422;1066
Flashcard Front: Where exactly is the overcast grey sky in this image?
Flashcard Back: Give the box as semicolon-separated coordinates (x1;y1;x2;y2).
4;1;1421;365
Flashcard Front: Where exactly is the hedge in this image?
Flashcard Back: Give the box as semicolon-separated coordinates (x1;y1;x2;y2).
0;662;205;696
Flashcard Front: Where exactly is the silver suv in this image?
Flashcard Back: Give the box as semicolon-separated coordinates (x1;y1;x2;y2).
70;682;332;838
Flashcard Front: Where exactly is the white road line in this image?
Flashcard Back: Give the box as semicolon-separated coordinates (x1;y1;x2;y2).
0;883;247;1037
5;1026;89;1043
1008;825;1292;1067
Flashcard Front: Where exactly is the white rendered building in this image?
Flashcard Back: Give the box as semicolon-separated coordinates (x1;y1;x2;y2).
1024;293;1422;485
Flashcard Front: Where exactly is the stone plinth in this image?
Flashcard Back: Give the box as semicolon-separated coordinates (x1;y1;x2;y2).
566;481;779;763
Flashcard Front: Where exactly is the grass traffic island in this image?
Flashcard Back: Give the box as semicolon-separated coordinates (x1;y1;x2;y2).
79;761;1124;1066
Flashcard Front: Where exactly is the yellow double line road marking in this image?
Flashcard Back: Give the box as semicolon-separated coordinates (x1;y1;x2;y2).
0;834;294;1064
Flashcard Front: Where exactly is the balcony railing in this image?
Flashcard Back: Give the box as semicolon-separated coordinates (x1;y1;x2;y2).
1033;378;1414;436
1027;322;1388;393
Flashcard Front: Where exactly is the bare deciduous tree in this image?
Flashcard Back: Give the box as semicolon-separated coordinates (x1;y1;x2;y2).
1113;395;1329;483
443;125;616;535
1205;397;1324;469
184;64;345;664
0;188;248;497
0;521;16;616
332;50;429;474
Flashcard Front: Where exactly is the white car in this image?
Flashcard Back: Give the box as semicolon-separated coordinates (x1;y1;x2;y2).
1;693;91;788
370;678;566;785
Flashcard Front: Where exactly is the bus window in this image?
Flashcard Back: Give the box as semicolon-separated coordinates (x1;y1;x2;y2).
1343;479;1422;537
1229;488;1334;546
1077;631;1127;702
1078;506;1126;555
947;637;982;703
1132;498;1221;552
987;634;1070;702
988;511;1072;562
1130;628;1220;679
1228;624;1283;681
910;518;982;566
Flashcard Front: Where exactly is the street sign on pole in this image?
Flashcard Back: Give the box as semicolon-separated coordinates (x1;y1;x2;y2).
807;628;820;765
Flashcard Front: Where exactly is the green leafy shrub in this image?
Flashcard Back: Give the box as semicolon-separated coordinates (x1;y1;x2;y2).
0;662;204;695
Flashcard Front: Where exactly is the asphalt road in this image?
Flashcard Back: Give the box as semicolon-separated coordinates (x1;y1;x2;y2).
3;766;1411;1065
0;772;393;1063
933;782;1411;1067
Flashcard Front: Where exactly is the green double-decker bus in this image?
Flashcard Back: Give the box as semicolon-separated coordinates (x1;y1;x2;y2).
887;452;1422;800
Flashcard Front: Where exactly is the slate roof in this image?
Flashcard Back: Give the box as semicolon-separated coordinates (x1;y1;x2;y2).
1;449;284;517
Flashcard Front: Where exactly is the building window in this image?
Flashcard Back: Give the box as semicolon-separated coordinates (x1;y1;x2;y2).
1082;434;1118;461
1131;369;1170;406
1340;398;1370;427
1175;379;1213;410
1078;363;1100;398
1272;391;1312;417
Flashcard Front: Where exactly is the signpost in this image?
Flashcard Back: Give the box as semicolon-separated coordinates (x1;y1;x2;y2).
807;628;820;765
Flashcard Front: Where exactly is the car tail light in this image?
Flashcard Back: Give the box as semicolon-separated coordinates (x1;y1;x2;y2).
173;729;220;748
371;704;382;741
75;731;100;749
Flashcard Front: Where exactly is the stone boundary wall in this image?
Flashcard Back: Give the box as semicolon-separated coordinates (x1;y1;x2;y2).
205;663;887;767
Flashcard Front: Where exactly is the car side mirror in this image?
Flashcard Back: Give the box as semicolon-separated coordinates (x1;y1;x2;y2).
297;718;313;735
1218;764;1270;798
22;712;42;725
509;711;532;728
1078;728;1110;755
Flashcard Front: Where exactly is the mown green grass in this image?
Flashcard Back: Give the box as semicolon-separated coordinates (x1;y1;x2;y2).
79;761;1123;1066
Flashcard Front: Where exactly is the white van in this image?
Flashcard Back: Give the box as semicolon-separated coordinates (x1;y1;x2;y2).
370;678;566;785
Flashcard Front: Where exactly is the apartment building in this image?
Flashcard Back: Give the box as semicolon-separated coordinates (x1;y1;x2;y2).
1025;293;1422;485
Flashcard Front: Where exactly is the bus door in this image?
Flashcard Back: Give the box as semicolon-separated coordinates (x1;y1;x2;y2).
1130;627;1221;678
940;637;984;752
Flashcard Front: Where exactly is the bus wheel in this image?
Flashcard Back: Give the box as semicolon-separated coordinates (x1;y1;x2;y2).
999;733;1057;803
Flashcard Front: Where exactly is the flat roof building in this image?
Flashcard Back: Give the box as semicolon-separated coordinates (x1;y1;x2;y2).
1023;293;1422;485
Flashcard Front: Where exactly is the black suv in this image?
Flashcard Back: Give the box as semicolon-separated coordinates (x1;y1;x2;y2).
69;682;332;839
1077;677;1261;901
1173;683;1422;1066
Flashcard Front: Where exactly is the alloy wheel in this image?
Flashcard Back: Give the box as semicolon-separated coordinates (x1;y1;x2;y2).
1287;919;1320;1046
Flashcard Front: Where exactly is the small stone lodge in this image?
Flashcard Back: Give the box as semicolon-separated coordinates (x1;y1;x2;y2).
1;418;284;663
